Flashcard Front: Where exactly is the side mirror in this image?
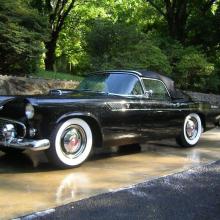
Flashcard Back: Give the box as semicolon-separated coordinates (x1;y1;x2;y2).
145;90;153;99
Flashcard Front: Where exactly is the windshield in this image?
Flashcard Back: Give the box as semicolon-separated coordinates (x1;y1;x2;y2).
77;73;143;95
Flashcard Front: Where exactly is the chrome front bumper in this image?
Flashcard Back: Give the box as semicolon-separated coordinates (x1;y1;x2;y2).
0;138;50;151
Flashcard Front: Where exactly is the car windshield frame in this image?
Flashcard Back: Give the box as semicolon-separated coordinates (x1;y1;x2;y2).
77;73;144;96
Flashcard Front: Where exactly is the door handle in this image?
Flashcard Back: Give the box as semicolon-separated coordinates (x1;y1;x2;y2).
173;103;181;107
156;110;163;113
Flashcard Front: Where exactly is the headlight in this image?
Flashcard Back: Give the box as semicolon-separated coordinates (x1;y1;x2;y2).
25;103;35;119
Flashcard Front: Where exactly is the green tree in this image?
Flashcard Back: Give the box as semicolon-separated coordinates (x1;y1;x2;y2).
55;0;107;73
55;0;159;74
0;0;48;75
84;19;171;74
146;0;218;42
31;0;77;71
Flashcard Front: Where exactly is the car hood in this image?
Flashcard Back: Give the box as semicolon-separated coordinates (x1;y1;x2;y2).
0;90;124;107
28;90;122;106
0;90;121;118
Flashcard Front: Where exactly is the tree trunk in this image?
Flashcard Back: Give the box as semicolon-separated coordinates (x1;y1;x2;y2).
165;0;188;43
148;0;216;43
167;16;187;43
44;38;57;71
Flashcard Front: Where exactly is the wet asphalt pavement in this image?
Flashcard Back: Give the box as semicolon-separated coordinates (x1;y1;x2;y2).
26;160;220;220
0;128;220;219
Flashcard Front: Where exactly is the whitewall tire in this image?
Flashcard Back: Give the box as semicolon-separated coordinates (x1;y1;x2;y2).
176;113;202;147
46;118;93;168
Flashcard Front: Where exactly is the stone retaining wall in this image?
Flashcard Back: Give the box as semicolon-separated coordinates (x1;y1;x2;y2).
186;91;220;105
0;75;79;95
0;75;219;105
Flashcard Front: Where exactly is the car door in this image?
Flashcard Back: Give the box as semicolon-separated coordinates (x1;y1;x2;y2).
101;75;145;146
140;78;186;140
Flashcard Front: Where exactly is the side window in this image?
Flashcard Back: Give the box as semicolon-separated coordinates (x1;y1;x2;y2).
104;74;144;95
130;81;144;95
143;78;170;101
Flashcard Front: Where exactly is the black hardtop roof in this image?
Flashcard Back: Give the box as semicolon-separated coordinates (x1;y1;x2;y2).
96;69;173;82
95;69;176;96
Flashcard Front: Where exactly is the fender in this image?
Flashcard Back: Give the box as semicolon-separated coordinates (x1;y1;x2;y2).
56;111;100;125
0;96;16;106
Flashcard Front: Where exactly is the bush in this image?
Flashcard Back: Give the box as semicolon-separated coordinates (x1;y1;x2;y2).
206;50;220;93
152;36;216;92
175;48;214;91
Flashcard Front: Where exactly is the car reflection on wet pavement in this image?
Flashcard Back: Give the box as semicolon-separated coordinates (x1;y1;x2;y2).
0;128;220;220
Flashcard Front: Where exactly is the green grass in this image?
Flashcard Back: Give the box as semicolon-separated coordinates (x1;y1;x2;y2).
32;69;83;81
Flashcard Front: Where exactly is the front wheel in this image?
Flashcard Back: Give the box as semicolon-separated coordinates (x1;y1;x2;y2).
176;113;202;147
46;118;93;168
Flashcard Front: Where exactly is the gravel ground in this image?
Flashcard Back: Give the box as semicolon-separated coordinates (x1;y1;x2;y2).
22;160;220;220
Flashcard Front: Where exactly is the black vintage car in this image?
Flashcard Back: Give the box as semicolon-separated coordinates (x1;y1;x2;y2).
0;70;219;168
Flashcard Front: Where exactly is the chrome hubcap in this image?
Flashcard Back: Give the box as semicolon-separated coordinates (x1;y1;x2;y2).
61;125;86;159
186;118;198;140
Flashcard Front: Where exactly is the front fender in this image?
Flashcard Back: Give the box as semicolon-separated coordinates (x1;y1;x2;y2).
56;112;100;125
0;96;15;106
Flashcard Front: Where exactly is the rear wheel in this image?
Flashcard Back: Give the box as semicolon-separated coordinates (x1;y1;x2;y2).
176;113;202;147
46;118;93;168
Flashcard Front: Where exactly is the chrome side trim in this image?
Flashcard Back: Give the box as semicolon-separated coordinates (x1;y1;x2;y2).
110;108;192;112
0;117;26;138
0;138;50;151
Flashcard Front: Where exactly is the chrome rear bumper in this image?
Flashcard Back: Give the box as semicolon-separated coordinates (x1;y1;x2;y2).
0;138;50;151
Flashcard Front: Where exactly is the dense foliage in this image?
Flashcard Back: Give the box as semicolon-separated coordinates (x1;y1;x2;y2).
84;20;172;74
0;0;48;75
0;0;220;92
